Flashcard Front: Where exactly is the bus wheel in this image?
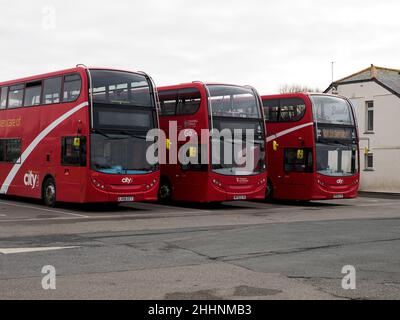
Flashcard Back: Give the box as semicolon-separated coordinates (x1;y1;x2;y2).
158;180;172;203
265;180;274;201
43;178;57;207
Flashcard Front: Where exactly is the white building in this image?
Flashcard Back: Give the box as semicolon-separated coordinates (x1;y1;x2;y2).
325;65;400;193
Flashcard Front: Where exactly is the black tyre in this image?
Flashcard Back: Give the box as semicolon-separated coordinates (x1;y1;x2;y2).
43;177;57;207
158;180;172;203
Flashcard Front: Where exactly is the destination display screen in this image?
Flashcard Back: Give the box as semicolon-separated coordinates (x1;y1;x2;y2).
318;127;355;140
93;103;154;131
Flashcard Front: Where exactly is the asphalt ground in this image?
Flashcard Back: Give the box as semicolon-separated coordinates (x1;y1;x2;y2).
0;195;399;300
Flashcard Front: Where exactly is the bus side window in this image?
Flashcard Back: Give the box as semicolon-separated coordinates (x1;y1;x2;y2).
0;140;5;162
63;74;82;102
279;98;306;122
8;84;24;109
43;77;62;105
0;87;8;109
262;99;280;122
177;88;201;115
61;136;87;167
284;148;313;173
24;81;42;107
0;139;22;163
159;90;178;116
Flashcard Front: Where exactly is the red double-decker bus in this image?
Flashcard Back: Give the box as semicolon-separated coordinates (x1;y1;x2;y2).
0;66;160;206
157;82;267;203
262;93;360;201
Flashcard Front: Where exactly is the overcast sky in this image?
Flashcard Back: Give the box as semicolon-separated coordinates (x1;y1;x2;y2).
0;0;399;93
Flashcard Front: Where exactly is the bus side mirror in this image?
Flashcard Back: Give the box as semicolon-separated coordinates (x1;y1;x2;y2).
273;140;279;152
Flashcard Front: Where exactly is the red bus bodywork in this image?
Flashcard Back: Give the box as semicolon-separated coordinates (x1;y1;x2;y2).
262;93;360;201
0;67;159;205
157;82;267;203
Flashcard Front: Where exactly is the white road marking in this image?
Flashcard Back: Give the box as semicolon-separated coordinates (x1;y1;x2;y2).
0;211;218;223
0;246;80;255
0;200;89;218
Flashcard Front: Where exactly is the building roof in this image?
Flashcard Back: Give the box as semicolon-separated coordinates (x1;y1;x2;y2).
325;64;400;97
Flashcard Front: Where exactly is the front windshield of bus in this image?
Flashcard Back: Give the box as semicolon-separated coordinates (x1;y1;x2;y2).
207;85;265;176
316;143;358;177
207;85;261;119
311;95;358;177
89;70;157;175
91;133;156;174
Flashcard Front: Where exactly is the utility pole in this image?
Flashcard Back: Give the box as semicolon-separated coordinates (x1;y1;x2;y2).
331;61;335;84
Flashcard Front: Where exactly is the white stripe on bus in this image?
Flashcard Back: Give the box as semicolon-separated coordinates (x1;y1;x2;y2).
0;102;89;194
266;122;314;143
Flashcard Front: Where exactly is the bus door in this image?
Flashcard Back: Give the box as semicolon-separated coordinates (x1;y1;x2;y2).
173;88;204;198
60;136;87;199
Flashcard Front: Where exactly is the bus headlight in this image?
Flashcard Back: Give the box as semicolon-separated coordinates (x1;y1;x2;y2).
212;179;223;187
91;177;106;190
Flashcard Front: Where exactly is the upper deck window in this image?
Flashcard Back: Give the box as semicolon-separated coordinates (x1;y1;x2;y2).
159;90;177;116
43;77;62;105
177;88;201;115
24;81;42;107
263;98;306;122
91;70;152;107
8;84;24;109
63;74;82;102
0;87;8;110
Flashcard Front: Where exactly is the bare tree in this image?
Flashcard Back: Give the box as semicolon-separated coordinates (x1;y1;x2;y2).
279;84;322;94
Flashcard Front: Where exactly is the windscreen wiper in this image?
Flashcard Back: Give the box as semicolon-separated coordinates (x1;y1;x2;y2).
119;130;149;140
333;140;353;147
92;129;126;140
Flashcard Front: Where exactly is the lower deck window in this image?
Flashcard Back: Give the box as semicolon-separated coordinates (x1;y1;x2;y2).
0;139;22;163
284;148;313;173
61;136;87;166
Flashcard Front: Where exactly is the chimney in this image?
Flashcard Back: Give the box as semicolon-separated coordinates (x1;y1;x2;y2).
370;64;378;78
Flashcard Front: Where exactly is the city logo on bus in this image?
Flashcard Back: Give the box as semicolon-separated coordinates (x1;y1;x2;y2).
337;179;344;185
24;171;40;189
122;177;133;184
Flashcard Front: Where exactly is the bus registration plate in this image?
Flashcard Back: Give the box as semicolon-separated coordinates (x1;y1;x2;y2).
333;194;344;199
118;196;135;202
234;195;247;200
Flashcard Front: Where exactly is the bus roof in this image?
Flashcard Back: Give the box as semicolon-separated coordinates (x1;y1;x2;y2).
0;66;146;87
261;92;350;101
157;82;256;91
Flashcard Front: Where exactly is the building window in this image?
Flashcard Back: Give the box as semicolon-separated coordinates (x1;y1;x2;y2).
366;101;374;132
365;153;374;170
